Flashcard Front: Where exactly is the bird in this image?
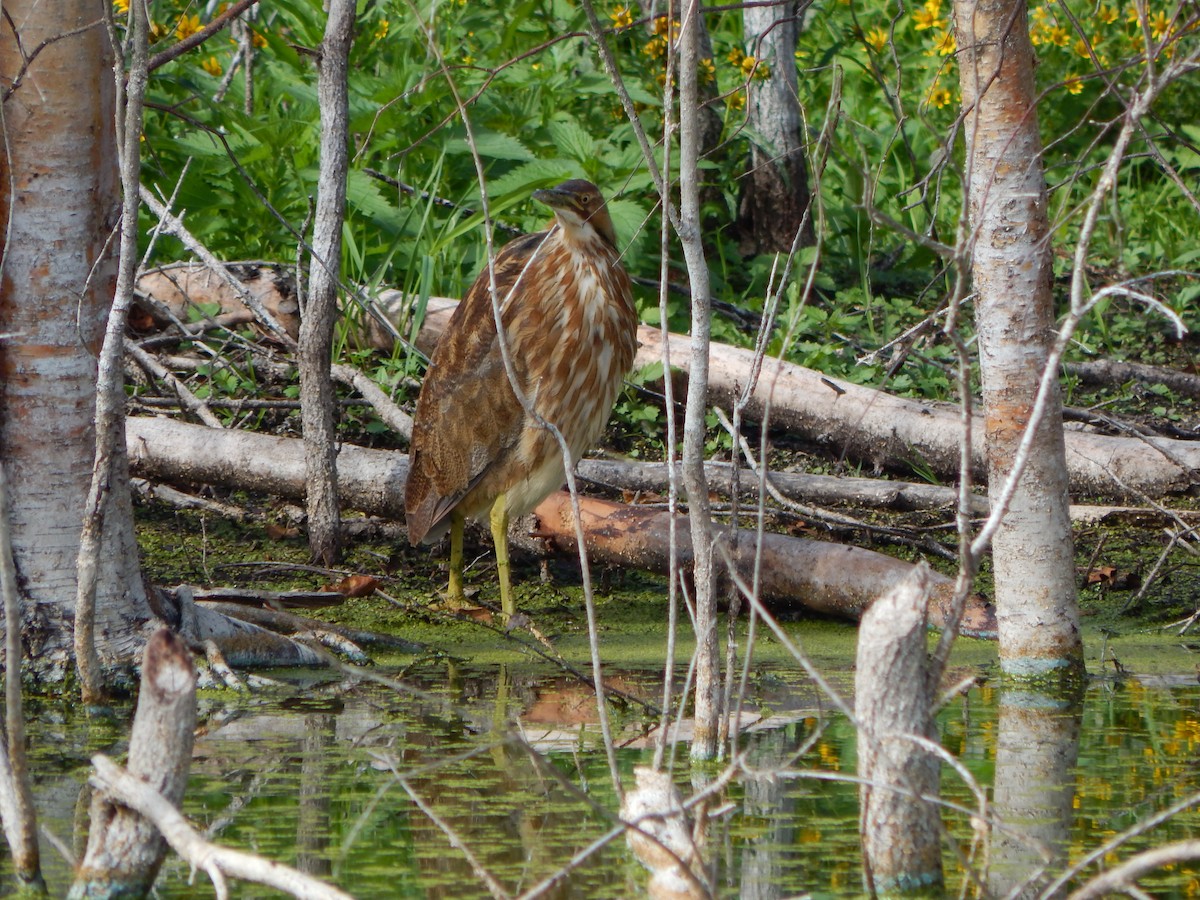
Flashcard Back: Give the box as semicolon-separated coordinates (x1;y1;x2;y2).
405;179;639;618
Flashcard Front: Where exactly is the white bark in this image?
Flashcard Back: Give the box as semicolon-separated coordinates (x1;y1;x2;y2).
955;0;1082;675
0;0;152;681
300;0;355;565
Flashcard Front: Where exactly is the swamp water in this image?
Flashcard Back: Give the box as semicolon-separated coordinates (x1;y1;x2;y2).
15;630;1200;898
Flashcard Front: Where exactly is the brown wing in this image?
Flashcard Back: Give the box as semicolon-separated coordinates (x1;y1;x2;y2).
404;231;547;544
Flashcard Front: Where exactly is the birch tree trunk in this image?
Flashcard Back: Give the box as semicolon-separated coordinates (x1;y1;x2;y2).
678;0;721;763
954;0;1083;676
300;0;355;565
0;0;154;682
737;1;813;255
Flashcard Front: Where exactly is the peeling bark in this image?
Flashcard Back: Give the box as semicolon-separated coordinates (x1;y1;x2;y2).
955;0;1083;675
0;0;155;682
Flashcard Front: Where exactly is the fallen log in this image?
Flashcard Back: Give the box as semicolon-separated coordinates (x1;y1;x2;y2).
412;297;1200;499
133;273;1200;499
522;492;996;639
1065;358;1200;400
127;417;996;636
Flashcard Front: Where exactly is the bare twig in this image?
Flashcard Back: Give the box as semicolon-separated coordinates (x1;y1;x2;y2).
88;755;354;899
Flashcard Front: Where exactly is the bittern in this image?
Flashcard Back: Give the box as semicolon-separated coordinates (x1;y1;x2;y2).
405;179;638;616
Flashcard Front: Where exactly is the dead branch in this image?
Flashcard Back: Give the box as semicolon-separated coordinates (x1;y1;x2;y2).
300;0;355;565
86;755;354;900
72;630;196;896
412;299;1200;499
196;599;424;653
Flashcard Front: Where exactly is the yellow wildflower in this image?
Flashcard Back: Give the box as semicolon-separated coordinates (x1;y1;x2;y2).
462;54;474;65
251;29;267;49
729;90;745;111
610;5;633;30
113;0;129;13
149;20;167;42
1148;9;1171;39
176;13;202;40
698;57;715;83
643;36;666;58
1126;5;1142;26
374;19;389;40
727;46;745;66
1065;76;1084;93
928;87;953;108
1046;24;1070;46
913;0;945;31
927;29;956;55
652;15;680;39
1073;36;1092;58
740;54;760;77
864;26;888;53
1098;4;1119;24
200;55;222;76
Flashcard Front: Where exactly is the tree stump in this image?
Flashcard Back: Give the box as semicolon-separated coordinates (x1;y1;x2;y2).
855;563;944;894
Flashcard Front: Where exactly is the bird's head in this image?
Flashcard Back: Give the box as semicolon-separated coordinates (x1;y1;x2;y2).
532;180;619;251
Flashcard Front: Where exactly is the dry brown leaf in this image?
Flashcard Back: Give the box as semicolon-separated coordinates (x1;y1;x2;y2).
322;574;379;597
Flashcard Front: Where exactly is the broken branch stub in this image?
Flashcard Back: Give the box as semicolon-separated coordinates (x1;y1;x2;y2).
70;628;197;899
855;562;945;895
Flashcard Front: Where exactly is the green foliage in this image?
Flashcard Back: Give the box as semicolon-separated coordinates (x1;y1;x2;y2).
129;0;1197;440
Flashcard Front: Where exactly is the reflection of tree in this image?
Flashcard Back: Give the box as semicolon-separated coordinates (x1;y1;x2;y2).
988;686;1083;898
296;713;336;876
738;728;797;900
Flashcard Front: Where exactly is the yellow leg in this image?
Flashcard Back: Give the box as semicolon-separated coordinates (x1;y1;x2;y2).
447;510;466;605
489;493;514;619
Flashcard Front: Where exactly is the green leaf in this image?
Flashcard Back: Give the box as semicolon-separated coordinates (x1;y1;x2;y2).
447;128;536;161
546;114;596;164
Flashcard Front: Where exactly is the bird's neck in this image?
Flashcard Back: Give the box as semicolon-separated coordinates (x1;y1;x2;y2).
553;219;617;256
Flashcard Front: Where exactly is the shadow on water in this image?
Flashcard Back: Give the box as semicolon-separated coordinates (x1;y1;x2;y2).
11;653;1200;897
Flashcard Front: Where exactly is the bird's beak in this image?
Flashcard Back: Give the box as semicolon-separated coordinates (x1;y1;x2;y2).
531;187;572;210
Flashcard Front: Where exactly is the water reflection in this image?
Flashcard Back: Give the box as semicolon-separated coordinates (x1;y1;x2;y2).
10;665;1200;896
987;686;1083;899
